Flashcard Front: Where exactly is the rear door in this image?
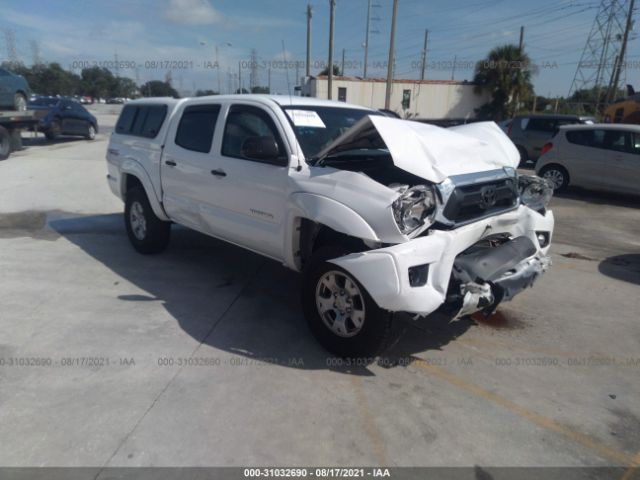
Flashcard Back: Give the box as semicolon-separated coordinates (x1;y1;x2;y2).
564;128;629;190
616;131;640;194
161;103;222;231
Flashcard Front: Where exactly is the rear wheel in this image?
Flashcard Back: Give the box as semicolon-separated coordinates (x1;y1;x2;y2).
13;93;27;112
539;164;569;192
45;119;61;141
85;124;96;140
302;246;394;358
124;187;171;254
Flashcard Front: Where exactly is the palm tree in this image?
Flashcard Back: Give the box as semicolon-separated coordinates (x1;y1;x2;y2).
473;44;536;120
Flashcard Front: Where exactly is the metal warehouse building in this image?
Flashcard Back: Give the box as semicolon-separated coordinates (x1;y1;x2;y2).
300;76;489;119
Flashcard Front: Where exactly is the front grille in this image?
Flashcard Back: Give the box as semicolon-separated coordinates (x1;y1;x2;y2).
442;177;518;225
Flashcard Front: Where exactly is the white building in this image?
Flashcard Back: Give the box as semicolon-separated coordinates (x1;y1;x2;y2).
300;76;489;119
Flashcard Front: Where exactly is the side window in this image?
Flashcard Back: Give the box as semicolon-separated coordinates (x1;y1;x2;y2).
175;104;220;153
602;130;629;152
527;118;557;133
0;68;8;76
141;105;167;138
116;105;167;138
630;133;640;155
116;105;137;134
566;130;594;147
221;105;286;164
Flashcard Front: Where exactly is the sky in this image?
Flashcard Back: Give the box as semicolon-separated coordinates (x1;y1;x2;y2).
0;0;637;97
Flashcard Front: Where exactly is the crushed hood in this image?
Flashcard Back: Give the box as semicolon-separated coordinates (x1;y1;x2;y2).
315;116;519;183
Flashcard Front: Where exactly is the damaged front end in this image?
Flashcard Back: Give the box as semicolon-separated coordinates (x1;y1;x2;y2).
448;235;552;318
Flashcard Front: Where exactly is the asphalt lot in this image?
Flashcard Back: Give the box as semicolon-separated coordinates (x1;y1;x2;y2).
1;108;639;473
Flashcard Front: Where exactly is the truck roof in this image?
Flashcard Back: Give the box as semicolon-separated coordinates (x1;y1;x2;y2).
125;94;374;111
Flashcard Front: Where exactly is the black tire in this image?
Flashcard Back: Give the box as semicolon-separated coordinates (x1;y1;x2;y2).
302;246;394;358
0;126;10;161
45;119;61;141
124;187;171;254
539;164;569;192
516;145;528;167
85;123;96;140
13;93;27;112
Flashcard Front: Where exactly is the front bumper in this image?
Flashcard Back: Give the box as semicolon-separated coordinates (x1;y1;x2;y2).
328;205;554;316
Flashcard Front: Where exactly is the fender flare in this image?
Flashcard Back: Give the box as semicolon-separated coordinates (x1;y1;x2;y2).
119;159;170;221
284;193;380;270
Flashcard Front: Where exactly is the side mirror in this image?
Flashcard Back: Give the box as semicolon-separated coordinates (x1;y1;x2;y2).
241;136;280;160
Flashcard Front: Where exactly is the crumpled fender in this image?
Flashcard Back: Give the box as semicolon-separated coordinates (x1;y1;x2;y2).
289;192;380;242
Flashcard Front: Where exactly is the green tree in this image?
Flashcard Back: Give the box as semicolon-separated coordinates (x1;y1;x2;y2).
140;80;179;98
473;44;536;120
251;86;270;94
81;67;116;99
111;77;138;98
319;64;342;76
195;89;218;96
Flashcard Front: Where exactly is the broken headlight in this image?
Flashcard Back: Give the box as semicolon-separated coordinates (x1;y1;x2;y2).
391;184;437;235
519;174;553;211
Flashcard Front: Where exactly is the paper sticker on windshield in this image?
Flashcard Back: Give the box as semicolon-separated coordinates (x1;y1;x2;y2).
286;110;326;128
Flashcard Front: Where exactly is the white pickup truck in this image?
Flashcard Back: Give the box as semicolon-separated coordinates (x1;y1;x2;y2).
106;95;554;357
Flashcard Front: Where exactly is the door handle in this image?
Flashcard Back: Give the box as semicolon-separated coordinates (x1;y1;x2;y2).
211;169;227;177
108;148;119;156
165;160;177;167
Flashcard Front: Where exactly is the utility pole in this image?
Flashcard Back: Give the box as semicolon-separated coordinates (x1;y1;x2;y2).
513;26;525;117
328;0;336;99
451;54;457;80
238;61;242;93
607;0;635;104
385;0;398;109
341;48;345;76
420;29;429;80
306;4;313;77
268;67;271;93
215;45;221;93
363;0;371;78
518;25;525;51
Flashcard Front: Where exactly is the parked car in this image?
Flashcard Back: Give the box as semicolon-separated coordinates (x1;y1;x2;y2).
508;114;595;163
536;123;640;195
28;96;98;140
106;95;554;357
0;67;30;111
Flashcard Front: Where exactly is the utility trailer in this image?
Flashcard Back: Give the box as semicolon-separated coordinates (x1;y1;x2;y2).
0;110;37;160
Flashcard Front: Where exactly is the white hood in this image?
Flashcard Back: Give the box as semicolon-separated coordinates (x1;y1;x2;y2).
316;116;519;183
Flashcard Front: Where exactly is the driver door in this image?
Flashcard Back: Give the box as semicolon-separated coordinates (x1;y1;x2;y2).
202;103;291;260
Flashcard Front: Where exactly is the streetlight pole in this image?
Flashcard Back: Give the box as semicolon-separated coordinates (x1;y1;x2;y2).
384;0;398;110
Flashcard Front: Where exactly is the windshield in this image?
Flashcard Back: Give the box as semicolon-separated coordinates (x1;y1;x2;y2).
282;106;382;159
29;97;60;107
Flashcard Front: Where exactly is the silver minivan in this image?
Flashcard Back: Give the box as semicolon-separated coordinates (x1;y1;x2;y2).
536;124;640;195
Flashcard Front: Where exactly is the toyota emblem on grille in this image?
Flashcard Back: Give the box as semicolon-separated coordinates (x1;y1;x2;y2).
480;185;497;209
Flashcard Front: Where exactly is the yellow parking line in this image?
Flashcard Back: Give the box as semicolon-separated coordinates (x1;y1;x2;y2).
412;358;637;466
350;376;388;465
620;451;640;480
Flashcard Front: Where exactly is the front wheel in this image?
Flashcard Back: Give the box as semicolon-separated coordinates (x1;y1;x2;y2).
124;187;171;254
302;247;394;358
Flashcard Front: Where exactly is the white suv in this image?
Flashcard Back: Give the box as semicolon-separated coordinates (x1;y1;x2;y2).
106;95;554;357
